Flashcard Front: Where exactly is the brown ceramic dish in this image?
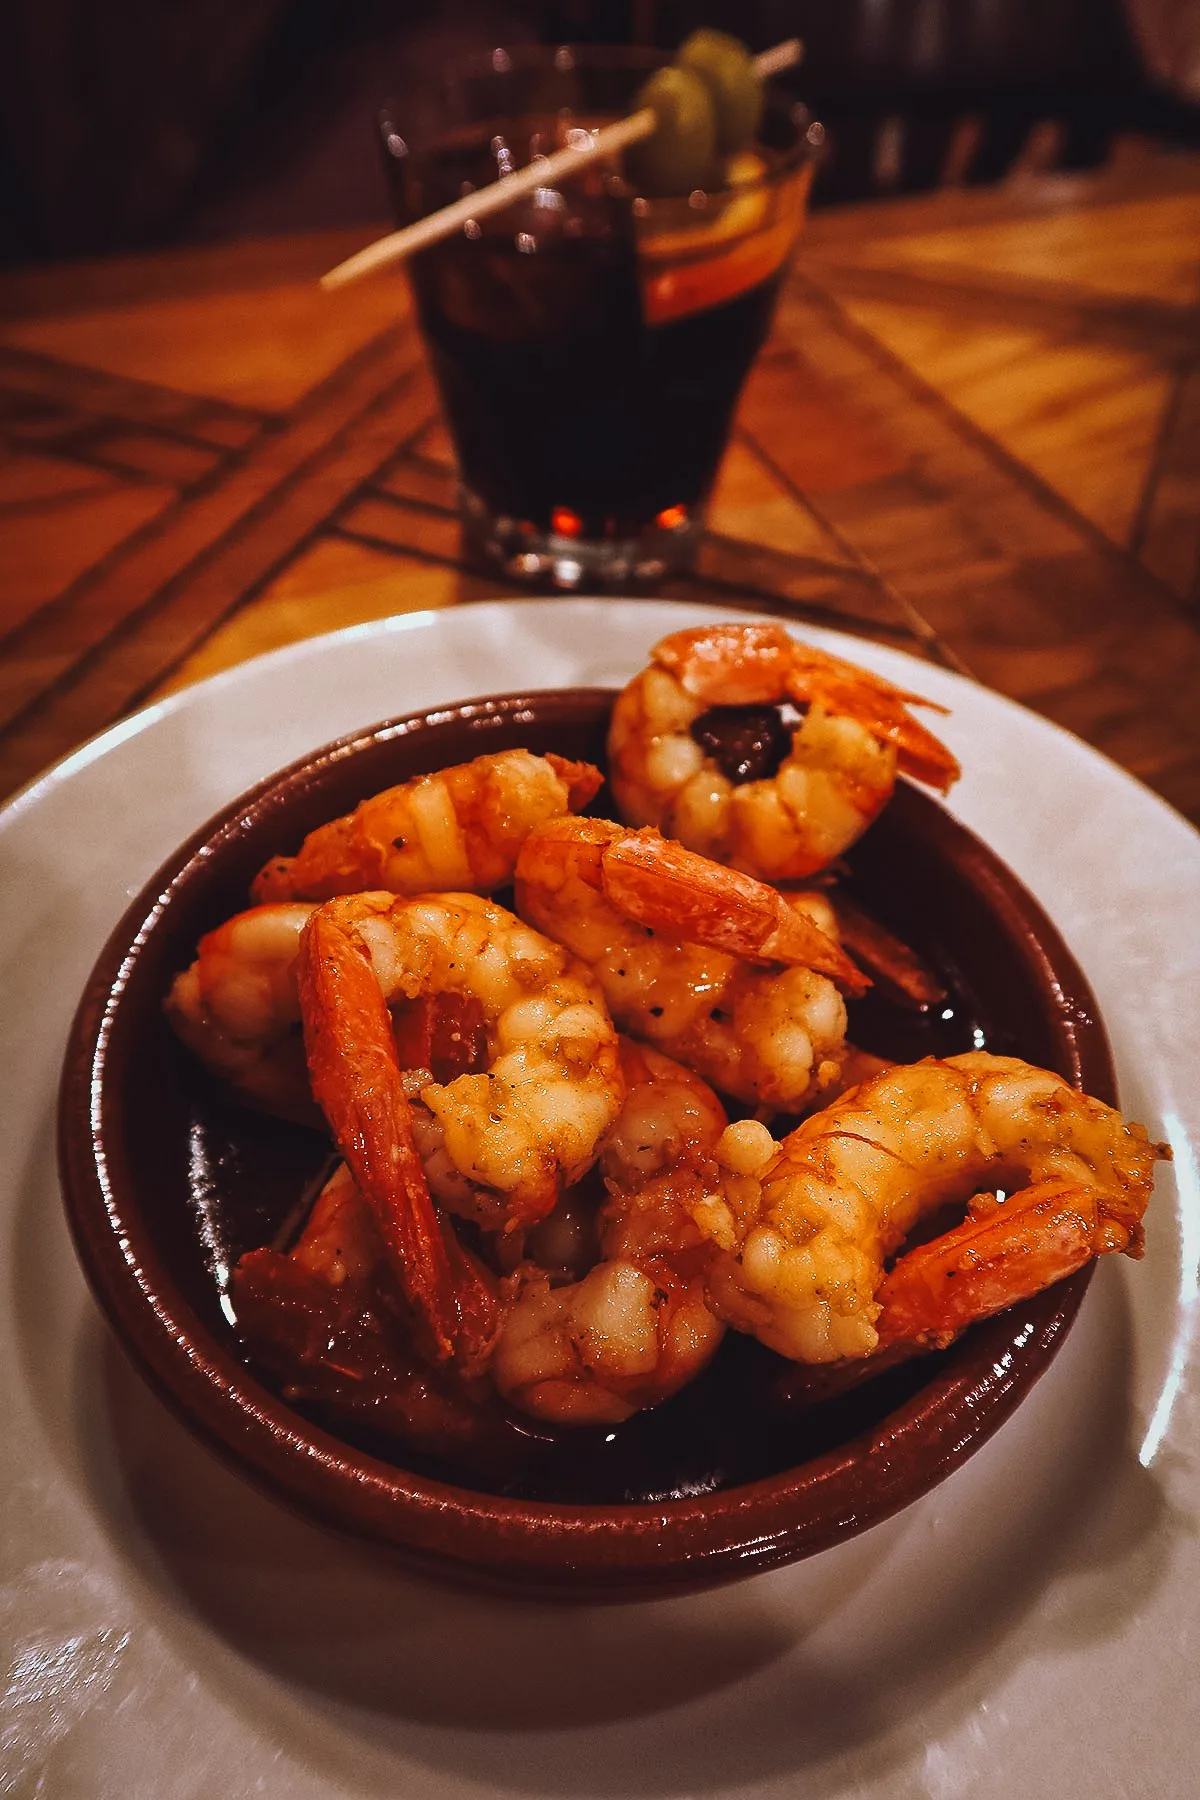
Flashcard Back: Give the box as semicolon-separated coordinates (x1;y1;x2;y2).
58;689;1114;1598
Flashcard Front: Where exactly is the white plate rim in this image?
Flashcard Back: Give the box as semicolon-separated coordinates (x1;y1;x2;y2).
3;595;1198;1799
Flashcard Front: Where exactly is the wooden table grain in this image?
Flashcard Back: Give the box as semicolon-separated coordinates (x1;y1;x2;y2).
1;142;1198;823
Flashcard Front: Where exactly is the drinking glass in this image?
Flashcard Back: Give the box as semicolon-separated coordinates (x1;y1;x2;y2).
380;46;818;589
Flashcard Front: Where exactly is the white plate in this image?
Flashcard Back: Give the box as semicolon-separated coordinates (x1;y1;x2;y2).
3;597;1198;1799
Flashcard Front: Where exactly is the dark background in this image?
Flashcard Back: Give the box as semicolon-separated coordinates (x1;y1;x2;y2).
1;0;1196;267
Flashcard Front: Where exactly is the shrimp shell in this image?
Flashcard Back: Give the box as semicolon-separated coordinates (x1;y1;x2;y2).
252;748;602;903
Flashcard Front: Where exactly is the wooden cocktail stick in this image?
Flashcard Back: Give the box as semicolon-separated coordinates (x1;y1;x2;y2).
320;38;803;290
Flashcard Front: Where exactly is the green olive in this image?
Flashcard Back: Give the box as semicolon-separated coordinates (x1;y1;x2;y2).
627;64;717;198
677;28;763;158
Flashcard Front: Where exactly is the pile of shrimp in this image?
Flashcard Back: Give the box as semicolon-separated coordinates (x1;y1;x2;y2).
167;625;1166;1438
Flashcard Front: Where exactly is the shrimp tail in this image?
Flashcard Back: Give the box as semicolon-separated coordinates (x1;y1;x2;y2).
298;906;501;1370
600;828;869;992
652;624;959;794
873;1177;1130;1351
544;752;605;811
821;892;946;1007
894;730;961;794
784;645;961;793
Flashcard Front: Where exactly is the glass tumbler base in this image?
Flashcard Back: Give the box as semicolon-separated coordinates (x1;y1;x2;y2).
460;487;703;591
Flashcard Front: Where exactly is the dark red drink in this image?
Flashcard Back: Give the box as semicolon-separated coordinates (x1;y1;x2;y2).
381;51;815;585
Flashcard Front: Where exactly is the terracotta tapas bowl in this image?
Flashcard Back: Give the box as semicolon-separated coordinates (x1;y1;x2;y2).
58;690;1115;1598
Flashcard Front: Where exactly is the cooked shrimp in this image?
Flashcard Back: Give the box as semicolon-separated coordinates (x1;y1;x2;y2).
695;1052;1163;1363
601;1038;730;1187
165;902;318;1122
246;1041;730;1423
233;1163;502;1445
297;891;624;1234
515;816;864;1112
608;622;960;881
517;1036;730;1280
166;889;625;1230
252;748;603;903
491;1040;729;1424
166;906;490;1124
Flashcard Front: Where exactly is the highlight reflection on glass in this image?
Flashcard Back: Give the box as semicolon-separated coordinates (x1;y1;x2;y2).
1138;1108;1199;1468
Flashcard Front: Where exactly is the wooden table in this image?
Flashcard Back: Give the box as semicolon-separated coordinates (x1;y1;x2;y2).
1;141;1198;822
